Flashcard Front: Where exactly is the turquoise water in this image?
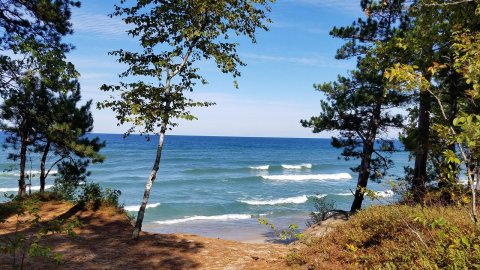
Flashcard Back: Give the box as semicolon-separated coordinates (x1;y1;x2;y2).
0;134;410;240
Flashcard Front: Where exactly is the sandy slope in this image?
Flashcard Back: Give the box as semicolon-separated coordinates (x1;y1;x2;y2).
0;201;289;269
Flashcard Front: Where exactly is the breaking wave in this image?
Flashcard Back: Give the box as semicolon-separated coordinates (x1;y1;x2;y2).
153;214;252;225
335;190;394;197
281;163;312;170
261;173;352;181
0;170;58;177
239;194;326;205
249;165;270;170
124;202;161;212
0;185;53;192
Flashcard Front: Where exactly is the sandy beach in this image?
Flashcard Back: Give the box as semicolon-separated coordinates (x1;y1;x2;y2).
0;199;350;269
0;201;290;269
143;213;310;244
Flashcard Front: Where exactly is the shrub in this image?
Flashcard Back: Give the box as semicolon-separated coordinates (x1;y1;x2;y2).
258;218;303;242
306;196;337;227
52;159;90;201
52;159;121;207
0;196;79;268
79;183;121;208
289;204;480;269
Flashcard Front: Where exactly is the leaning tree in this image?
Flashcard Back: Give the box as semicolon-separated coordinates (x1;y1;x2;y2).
100;0;273;239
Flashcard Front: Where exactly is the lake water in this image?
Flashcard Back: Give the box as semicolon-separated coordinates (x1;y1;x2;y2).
0;134;410;241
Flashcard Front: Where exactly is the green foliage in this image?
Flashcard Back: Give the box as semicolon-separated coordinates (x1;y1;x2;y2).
100;0;274;239
258;218;303;242
0;0;80;48
306;196;336;227
53;160;121;207
0;0;80;98
99;0;274;136
79;183;122;207
52;159;90;200
382;1;480;218
302;0;409;211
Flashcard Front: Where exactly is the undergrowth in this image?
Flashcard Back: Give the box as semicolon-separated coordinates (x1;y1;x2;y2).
288;204;480;269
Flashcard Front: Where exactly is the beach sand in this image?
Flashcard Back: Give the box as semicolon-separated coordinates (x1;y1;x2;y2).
0;201;289;269
0;201;347;269
143;214;310;244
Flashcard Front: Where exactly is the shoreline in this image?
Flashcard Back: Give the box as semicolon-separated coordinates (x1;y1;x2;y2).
142;213;311;244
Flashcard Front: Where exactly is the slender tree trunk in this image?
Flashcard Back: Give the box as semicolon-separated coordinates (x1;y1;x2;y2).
440;74;459;193
40;141;51;192
350;139;375;213
18;136;28;197
132;125;167;239
350;102;381;212
412;90;430;201
132;73;173;240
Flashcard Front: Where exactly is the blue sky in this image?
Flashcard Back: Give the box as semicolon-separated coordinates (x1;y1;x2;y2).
66;0;364;138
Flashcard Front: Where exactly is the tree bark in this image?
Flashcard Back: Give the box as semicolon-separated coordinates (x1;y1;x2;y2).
18;136;28;197
412;90;430;200
350;102;381;212
132;72;173;240
40;140;51;192
350;139;375;212
132;124;167;239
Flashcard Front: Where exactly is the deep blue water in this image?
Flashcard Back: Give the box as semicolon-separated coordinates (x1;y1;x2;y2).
0;134;410;240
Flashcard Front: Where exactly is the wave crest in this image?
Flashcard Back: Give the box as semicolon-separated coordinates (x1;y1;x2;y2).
335;190;394;197
0;170;58;177
153;214;252;225
240;195;308;205
375;190;394;198
240;194;326;205
124;202;161;212
0;185;54;192
249;165;269;170
262;173;352;181
281;163;312;170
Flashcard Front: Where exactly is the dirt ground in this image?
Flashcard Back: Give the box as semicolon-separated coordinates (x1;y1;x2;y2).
0;201;348;269
0;201;290;269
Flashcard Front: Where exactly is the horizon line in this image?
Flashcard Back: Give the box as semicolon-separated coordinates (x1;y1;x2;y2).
87;132;332;140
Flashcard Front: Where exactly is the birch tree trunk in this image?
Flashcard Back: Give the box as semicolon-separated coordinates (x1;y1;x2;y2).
132;124;167;239
132;74;172;240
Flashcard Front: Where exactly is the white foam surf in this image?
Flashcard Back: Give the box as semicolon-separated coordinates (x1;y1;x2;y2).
335;190;394;197
335;192;352;196
0;170;58;177
240;195;308;205
153;214;252;225
0;185;54;192
262;173;352;181
124;202;161;212
281;163;312;170
375;190;394;198
249;165;269;170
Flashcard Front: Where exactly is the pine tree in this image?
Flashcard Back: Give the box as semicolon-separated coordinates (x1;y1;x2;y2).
303;0;409;212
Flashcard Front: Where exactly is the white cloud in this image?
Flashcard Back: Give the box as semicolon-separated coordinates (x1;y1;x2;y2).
242;53;353;69
282;0;362;13
71;10;129;39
